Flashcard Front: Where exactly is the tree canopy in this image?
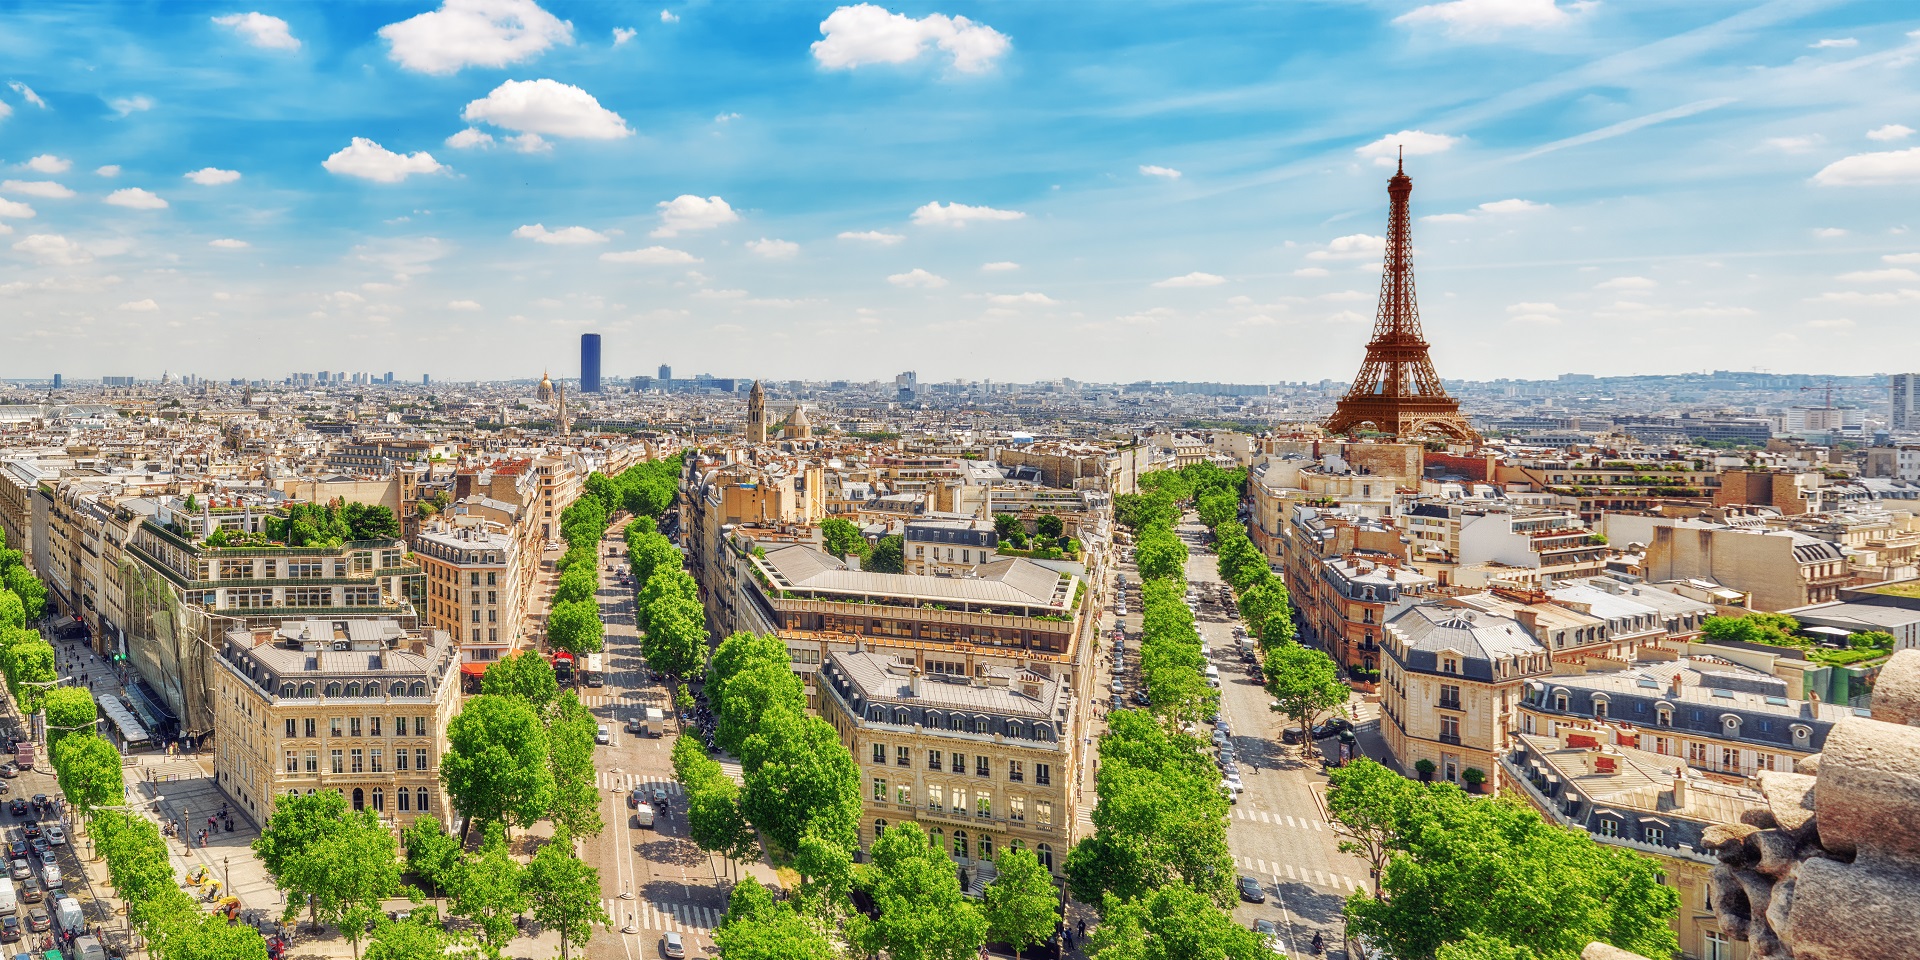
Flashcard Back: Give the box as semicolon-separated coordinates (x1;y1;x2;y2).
441;694;555;833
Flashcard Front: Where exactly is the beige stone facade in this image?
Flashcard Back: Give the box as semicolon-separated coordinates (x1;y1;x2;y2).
211;618;458;830
414;519;527;666
1379;604;1549;789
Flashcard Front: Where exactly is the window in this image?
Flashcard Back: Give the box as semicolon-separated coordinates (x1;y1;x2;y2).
872;743;887;764
372;788;385;812
325;682;343;699
1036;800;1053;826
1594;700;1609;720
975;795;992;818
396;750;409;771
895;784;912;806
1442;657;1458;674
1009;796;1025;822
416;788;430;812
304;750;317;773
330;717;343;737
1722;747;1739;772
1440;715;1460;744
928;750;943;771
1036;843;1053;871
350;718;363;737
897;746;911;767
416;748;428;770
304;718;317;738
1035;763;1051;786
395;715;407;734
951;753;966;776
370;717;382;737
300;682;316;699
351;749;364;773
415;717;427;736
952;831;968;859
285;719;298;738
330;749;344;774
352;788;364;811
928;784;944;812
371;749;383;773
874;819;887;841
873;778;887;802
1439;684;1462;710
398;789;410;812
1704;932;1731;960
487;572;497;586
976;756;990;777
1644;827;1665;846
285;751;298;774
1596;818;1618;838
1008;760;1024;782
952;788;968;816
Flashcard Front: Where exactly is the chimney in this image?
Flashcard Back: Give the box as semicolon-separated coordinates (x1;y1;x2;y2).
1672;769;1689;808
1805;689;1820;717
1669;673;1683;697
846;553;862;572
908;669;922;697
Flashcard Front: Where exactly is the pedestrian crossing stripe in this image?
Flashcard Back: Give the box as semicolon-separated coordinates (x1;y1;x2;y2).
602;900;721;933
598;772;686;794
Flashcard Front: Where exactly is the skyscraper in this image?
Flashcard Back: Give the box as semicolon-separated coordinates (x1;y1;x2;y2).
1894;374;1920;433
658;363;672;383
580;334;602;393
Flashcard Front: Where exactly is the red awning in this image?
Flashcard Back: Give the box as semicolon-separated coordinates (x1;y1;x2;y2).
460;662;488;677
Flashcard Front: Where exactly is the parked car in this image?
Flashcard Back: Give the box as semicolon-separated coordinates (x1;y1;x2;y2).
1280;727;1308;745
1236;875;1267;903
1313;717;1353;740
1224;774;1244;794
0;764;16;779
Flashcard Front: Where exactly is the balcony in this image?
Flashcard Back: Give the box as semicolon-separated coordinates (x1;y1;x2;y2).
1438;732;1463;746
1437;697;1462;711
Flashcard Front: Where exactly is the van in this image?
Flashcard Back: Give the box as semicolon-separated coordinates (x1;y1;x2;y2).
644;707;665;738
12;743;30;770
632;803;655;829
74;935;107;960
0;878;16;914
56;895;82;935
40;863;59;890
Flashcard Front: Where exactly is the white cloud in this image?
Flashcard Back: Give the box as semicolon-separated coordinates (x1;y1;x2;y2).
1508;311;1561;325
1596;276;1656;290
660;9;679;23
322;138;446;183
513;223;608;244
0;102;10;123
8;82;44;109
912;201;1024;226
11;235;89;265
109;95;153;116
1152;272;1226;288
462;79;631;140
447;299;482;310
1807;318;1855;329
102;186;164;209
838;230;905;245
981;261;1019;271
184;167;241;186
1421;213;1475;223
599;246;700;264
1506;301;1561;314
1811;38;1858;49
94;165;120;178
988;292;1056;305
612;27;637;45
1478;198;1549;214
715;112;741;123
23;156;69;174
1868;124;1915;142
1883;253;1920;265
1395;0;1589;37
445;128;495;149
1291;267;1329;277
1838;268;1920;282
1813;227;1848;238
1814;148;1920;186
1307;234;1385;261
1;181;74;199
1810;289;1920;305
117;298;159;312
208;238;250;249
693;288;747;300
746;237;800;258
0;199;34;218
888;267;947;288
1139;164;1182;179
1761;135;1824;154
378;0;573;75
212;12;301;50
812;4;1010;73
652;195;737;237
1355;131;1461;167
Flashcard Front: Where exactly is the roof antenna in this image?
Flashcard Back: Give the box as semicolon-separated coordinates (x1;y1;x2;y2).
1397;144;1404;175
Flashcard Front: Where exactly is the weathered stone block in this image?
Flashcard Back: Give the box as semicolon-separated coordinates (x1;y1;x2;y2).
1814;718;1920;862
1781;856;1920;960
1866;648;1920;727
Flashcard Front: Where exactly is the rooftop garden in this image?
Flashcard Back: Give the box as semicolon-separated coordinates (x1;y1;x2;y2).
1700;612;1896;668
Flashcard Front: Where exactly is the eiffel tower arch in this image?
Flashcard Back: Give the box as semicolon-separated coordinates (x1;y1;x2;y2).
1322;157;1479;445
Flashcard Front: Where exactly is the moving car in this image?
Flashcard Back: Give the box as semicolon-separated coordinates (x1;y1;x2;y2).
44;826;62;846
0;764;15;779
595;725;611;746
0;915;17;942
24;907;47;933
7;861;26;882
632;803;655;829
1254;919;1285;954
625;717;644;735
661;931;685;958
1236;875;1267;903
5;801;22;818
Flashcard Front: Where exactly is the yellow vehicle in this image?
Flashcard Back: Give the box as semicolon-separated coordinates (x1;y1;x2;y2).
216;896;241;919
200;880;223;901
185;865;210;886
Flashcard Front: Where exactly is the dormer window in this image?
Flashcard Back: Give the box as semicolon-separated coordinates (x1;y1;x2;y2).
1441;658;1458;675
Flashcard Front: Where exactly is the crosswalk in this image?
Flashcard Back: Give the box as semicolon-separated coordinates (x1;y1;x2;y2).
1231;808;1327;831
1234;856;1370;895
597;772;686;795
601;899;722;934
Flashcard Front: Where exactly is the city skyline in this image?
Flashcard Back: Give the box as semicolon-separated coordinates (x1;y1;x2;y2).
1;1;1918;383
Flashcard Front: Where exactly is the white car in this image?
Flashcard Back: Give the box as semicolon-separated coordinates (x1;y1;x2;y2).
595;725;611;745
1224;774;1244;793
662;931;685;958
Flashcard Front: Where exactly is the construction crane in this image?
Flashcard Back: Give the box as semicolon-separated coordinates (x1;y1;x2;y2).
1800;377;1843;412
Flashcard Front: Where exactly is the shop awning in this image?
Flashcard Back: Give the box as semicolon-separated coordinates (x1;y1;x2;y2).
460;661;489;677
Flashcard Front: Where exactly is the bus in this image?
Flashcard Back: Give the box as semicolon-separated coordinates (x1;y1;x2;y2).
582;653;605;688
551;651;576;686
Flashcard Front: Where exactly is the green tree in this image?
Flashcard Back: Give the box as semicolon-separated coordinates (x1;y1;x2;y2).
641;591;709;680
546;693;605;838
1326;757;1422;897
1848;629;1897;651
446;825;527;960
984;847;1060;959
1345;788;1681;960
792;829;855;917
1066;710;1233;908
1087;882;1267;960
254;790;353;928
524;834;607;960
1133;530;1188;584
820;517;869;559
402;816;462;905
867;534;906;574
1263;643;1348;754
51;731;124;814
1437;932;1541;960
546;598;605;654
300;806;406;960
3;569;46;621
720;875;776;928
706;631;789;716
0;590;21;631
992;513;1022;538
1034;513;1065;539
711;901;836;960
626;531;682;587
739;708;862;856
479;651;560;719
713;658;805;756
43;686;99;753
153;914;273;960
441;695;555;835
552;564;599;605
0;632;54;712
365;915;459;960
852;822;988;960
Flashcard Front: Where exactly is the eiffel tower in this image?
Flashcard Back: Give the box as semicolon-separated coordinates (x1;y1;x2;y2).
1322;155;1479;444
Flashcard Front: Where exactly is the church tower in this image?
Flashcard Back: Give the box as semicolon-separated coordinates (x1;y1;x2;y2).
747;380;767;443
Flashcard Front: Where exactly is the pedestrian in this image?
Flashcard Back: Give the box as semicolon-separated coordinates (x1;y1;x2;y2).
1078;919;1086;938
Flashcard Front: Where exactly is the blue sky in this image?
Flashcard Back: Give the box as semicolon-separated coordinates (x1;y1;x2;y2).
2;0;1918;385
